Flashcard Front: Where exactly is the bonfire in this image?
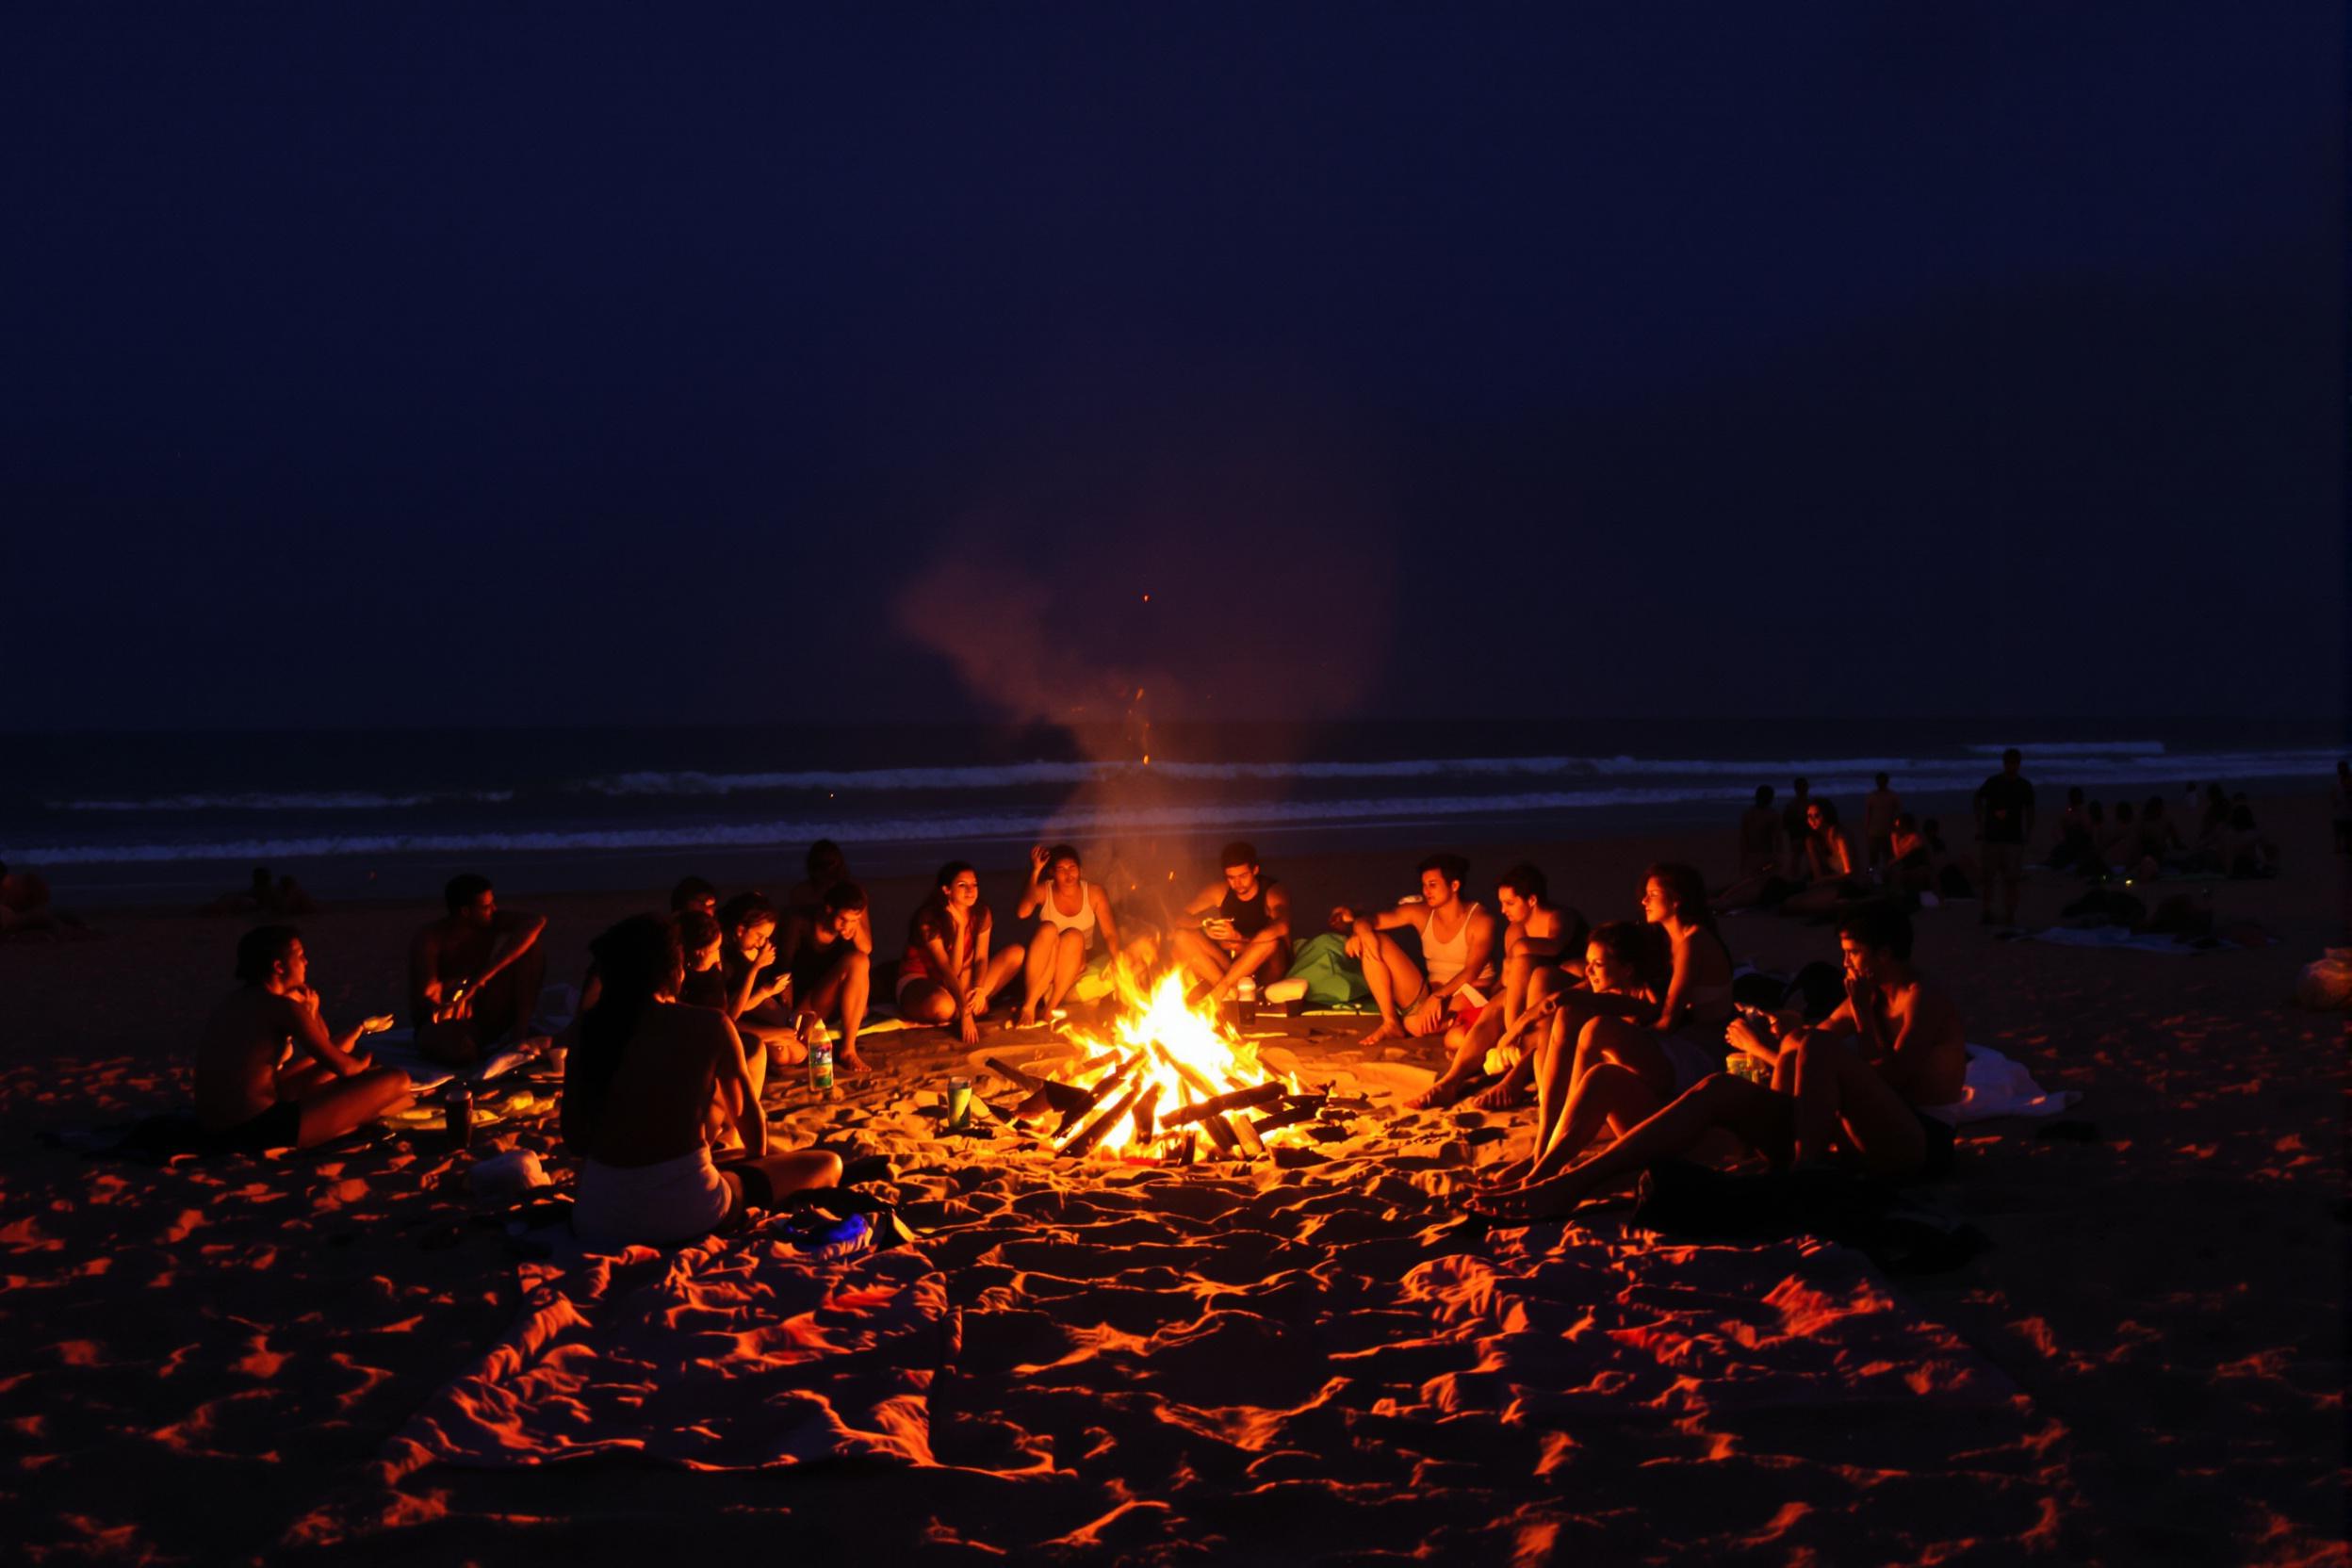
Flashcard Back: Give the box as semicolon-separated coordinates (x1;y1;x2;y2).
989;964;1328;1161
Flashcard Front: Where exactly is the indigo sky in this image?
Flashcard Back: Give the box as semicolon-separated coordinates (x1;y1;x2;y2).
3;5;2341;732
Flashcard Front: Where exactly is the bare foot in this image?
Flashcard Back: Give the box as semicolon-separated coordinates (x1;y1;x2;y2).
837;1051;873;1075
1014;1009;1037;1030
957;1012;980;1048
1358;1019;1409;1048
1405;1076;1470;1111
1469;1078;1530;1113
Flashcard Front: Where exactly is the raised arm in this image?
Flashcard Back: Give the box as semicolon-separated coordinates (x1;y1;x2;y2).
409;924;453;1017
474;911;548;985
281;991;378;1076
1015;845;1052;919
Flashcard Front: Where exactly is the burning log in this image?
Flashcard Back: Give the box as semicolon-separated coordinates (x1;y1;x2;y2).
1157;1080;1285;1128
1148;1040;1220;1102
1197;1111;1240;1156
1059;1078;1149;1159
1250;1102;1321;1136
1130;1083;1162;1145
985;1055;1096;1119
1231;1114;1266;1159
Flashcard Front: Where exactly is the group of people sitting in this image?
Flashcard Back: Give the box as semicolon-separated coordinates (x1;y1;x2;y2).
2051;784;2279;882
182;814;1984;1247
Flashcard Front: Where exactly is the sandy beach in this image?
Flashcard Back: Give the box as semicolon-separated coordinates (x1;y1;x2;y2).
1;799;2344;1564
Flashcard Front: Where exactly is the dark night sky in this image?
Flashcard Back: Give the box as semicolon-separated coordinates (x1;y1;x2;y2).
2;5;2341;733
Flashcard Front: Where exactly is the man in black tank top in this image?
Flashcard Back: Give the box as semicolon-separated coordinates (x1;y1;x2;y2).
1172;841;1293;1002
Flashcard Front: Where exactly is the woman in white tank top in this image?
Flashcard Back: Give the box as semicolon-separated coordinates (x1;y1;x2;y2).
1016;843;1120;1026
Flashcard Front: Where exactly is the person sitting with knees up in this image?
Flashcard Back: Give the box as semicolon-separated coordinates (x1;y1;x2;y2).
785;881;875;1070
897;862;1021;1049
1015;842;1121;1026
1170;842;1294;1004
194;925;413;1152
564;913;840;1249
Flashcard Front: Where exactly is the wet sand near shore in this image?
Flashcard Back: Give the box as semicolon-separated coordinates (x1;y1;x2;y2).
0;797;2343;1563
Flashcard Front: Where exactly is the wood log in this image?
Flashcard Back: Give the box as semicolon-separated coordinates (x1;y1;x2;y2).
1156;1080;1285;1127
1198;1111;1240;1155
1149;1040;1220;1101
1231;1113;1266;1158
1059;1078;1149;1158
1250;1102;1319;1136
1130;1082;1162;1144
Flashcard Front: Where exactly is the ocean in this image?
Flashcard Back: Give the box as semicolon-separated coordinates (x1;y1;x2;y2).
3;718;2338;905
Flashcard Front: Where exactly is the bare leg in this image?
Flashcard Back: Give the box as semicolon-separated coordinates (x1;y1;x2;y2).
720;1148;845;1217
293;1068;415;1150
1407;1026;1491;1109
897;977;958;1026
1790;1031;1927;1175
1511;1060;1664;1184
1044;929;1086;1013
1209;934;1286;999
1349;924;1425;1044
1018;933;1060;1024
1169;928;1226;987
1473;1074;1795;1218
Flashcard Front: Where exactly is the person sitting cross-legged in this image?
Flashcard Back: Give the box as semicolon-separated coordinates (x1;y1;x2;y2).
1471;904;1966;1221
194;925;413;1152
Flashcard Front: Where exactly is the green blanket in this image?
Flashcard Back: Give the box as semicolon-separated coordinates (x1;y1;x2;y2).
1281;932;1374;1010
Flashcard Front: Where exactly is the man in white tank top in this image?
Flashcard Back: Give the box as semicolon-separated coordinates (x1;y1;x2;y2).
1014;843;1121;1026
1331;852;1497;1049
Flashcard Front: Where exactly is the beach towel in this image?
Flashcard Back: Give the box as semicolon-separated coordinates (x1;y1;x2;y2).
1279;932;1372;1008
385;1213;951;1476
2030;924;2247;956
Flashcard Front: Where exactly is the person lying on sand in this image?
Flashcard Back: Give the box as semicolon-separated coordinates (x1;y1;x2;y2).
409;874;548;1065
1169;841;1294;1004
1471;904;1965;1221
564;913;840;1249
1415;864;1583;1110
1014;842;1122;1026
786;881;875;1067
1333;852;1497;1049
194;925;412;1152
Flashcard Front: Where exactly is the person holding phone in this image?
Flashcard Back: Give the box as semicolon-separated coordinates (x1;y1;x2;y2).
1170;841;1292;1004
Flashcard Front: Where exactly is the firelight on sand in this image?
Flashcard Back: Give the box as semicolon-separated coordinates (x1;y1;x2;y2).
1047;967;1304;1157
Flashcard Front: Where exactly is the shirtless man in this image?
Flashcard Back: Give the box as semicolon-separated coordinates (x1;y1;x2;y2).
1419;864;1580;1110
1972;749;2035;928
1170;842;1293;1003
1473;904;1966;1219
786;882;875;1070
1014;842;1122;1026
1333;853;1498;1049
409;874;549;1065
194;925;413;1151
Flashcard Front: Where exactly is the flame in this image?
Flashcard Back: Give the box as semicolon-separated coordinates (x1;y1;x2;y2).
1053;963;1298;1156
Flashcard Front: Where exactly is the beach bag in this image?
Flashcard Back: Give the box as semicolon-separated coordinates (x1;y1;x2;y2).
2295;948;2352;1011
1280;932;1372;1007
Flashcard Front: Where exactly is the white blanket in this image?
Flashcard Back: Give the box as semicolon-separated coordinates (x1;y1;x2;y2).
1952;1043;2080;1122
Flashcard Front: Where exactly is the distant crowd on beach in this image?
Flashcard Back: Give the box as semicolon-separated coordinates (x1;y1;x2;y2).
8;750;2345;1250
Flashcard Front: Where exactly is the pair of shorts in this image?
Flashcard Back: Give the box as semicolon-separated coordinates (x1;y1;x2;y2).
1981;841;2026;882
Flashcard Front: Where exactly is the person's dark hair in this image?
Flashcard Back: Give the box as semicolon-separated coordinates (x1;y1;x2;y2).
1044;843;1082;874
444;873;493;913
1417;852;1470;887
1874;772;1890;788
1755;785;1774;806
1219;841;1259;871
573;914;685;1149
235;924;301;985
823;880;868;915
1642;862;1717;934
935;860;974;893
1807;800;1842;829
669;875;717;912
676;908;722;954
1584;920;1646;977
1838;903;1915;962
805;839;846;879
2002;747;2022;766
1793;776;1809;792
1495;862;1547;903
718;891;777;936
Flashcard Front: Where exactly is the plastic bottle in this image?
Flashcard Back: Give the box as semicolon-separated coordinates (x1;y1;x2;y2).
807;1021;835;1093
1234;976;1258;1026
